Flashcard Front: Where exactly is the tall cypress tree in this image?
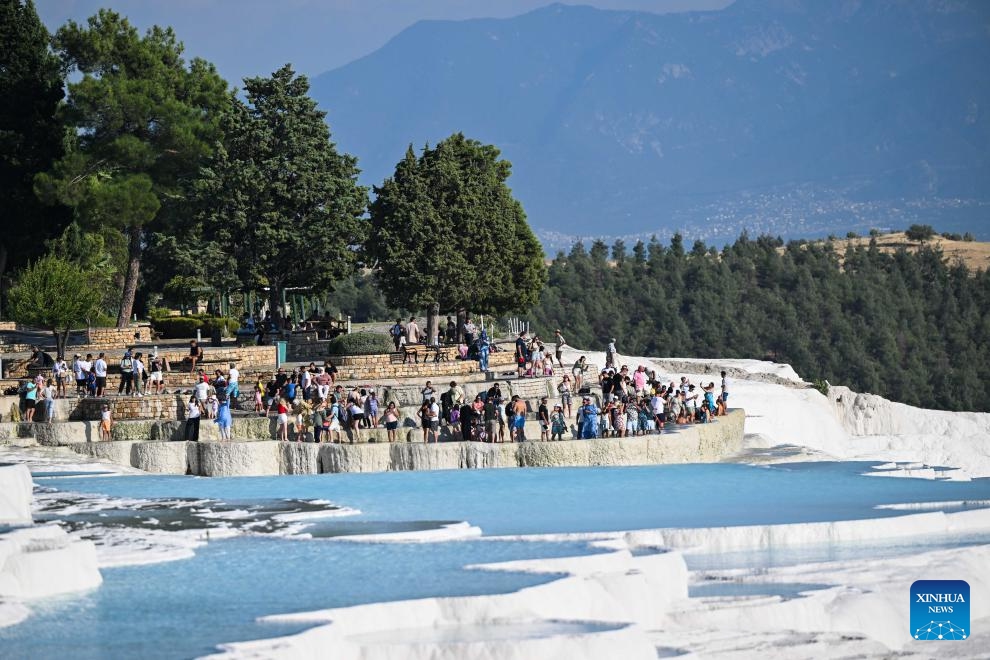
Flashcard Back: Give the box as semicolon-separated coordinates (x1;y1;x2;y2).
0;0;68;316
35;10;229;326
367;133;546;342
195;65;368;322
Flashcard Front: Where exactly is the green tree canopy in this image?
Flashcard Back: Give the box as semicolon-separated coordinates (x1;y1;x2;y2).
905;224;936;242
34;9;229;327
0;0;69;316
194;65;368;322
366;133;546;340
8;252;105;358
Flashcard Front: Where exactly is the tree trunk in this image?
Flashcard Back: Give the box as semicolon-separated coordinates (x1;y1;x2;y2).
268;285;283;328
116;225;143;328
55;328;69;360
0;245;7;319
426;302;440;347
456;309;467;343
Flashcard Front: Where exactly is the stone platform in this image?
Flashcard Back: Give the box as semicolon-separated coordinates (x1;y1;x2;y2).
57;409;744;476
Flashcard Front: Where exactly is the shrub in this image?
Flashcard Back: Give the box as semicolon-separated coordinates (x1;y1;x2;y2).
201;316;240;337
846;231;859;239
327;331;394;355
152;317;204;338
812;378;830;397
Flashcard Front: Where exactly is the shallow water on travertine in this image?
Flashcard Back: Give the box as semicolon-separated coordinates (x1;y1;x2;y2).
2;462;989;659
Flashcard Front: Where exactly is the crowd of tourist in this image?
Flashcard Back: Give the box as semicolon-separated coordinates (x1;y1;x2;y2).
5;327;733;447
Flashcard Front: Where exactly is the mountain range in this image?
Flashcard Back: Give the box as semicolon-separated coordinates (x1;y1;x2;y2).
310;1;990;247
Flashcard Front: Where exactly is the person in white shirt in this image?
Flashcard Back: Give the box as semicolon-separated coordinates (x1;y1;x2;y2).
93;353;108;396
227;362;240;408
184;395;202;441
78;355;93;397
71;354;86;396
40;379;58;422
52;356;69;399
194;379;210;403
406;316;421;344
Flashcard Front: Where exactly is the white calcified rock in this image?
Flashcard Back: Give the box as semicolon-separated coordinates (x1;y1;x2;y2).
208;549;688;660
0;464;32;525
60;410;744;476
0;524;102;600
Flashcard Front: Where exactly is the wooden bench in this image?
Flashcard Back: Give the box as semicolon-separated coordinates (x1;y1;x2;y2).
402;344;447;364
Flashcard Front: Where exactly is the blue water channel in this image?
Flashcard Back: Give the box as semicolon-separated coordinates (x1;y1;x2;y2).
2;461;988;659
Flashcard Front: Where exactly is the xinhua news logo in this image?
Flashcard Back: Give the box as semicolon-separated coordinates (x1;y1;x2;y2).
911;580;970;641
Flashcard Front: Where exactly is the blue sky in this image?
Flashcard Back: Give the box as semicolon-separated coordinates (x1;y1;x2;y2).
37;0;731;85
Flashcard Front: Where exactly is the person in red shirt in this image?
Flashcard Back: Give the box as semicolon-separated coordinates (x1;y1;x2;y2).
276;399;289;441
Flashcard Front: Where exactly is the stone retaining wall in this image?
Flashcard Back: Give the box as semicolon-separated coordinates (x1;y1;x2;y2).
85;326;153;347
327;350;516;381
71;394;185;421
59;409;745;476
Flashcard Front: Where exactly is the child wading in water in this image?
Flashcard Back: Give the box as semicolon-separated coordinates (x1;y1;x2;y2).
100;404;113;441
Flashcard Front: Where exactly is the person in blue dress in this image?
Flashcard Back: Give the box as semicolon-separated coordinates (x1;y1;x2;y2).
578;396;599;439
477;329;490;372
215;395;233;441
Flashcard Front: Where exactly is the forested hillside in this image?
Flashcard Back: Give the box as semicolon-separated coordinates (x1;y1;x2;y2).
529;235;990;412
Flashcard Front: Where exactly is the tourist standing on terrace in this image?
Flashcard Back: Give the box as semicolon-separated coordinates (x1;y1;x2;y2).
477;329;491;372
511;395;528;442
463;318;477;346
381;401;397;442
81;354;93;394
633;365;647;396
557;375;573;417
539;397;550;441
184;395;201;441
148;352;165;395
445;316;457;343
550;404;567;440
216;395;232;441
71;354;84;396
53;356;69;399
93;352;108;397
132;352;145;397
421;380;435;403
721;371;731;405
117;349;133;396
99;403;113;440
418;398;439;443
515;331;529;378
40;379;57;422
406;317;421;345
227;363;240;407
571;356;587;393
553;329;567;368
276;398;290;441
577;396;599;439
606;338;617;369
390;319;404;350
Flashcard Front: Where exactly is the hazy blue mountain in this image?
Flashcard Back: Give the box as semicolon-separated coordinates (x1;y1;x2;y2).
310;1;990;245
